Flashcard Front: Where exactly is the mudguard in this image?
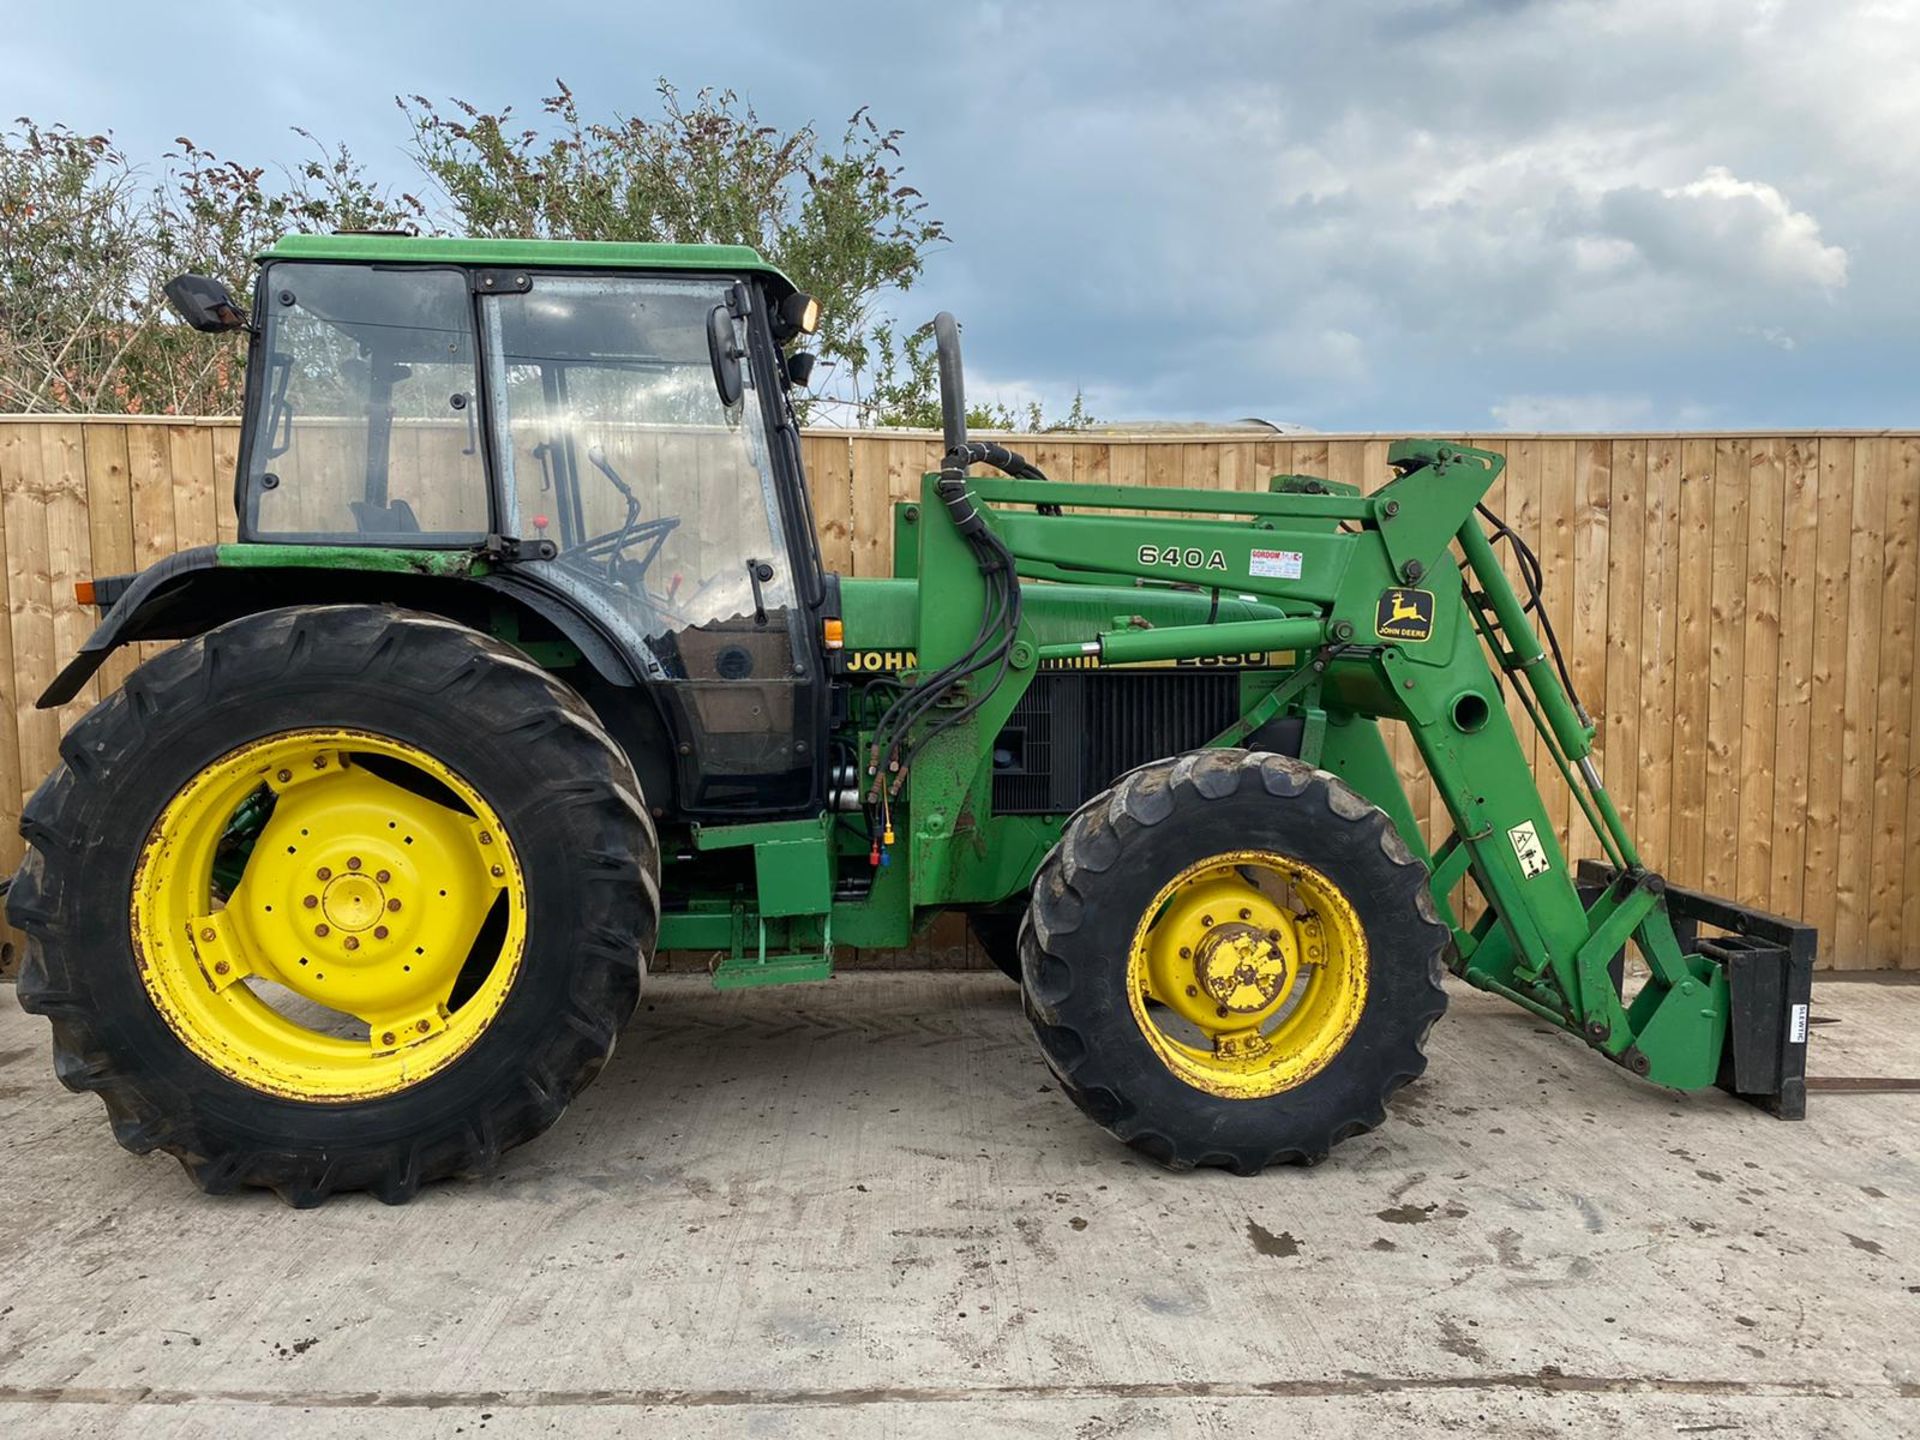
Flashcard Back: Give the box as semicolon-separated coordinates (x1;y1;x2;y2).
38;548;642;708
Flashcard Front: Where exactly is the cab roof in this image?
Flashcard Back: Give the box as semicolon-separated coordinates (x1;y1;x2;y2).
261;233;796;295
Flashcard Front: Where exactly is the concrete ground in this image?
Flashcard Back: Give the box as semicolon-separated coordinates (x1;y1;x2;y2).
0;973;1914;1439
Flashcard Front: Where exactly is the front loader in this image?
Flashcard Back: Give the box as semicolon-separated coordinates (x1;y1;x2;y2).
7;235;1814;1204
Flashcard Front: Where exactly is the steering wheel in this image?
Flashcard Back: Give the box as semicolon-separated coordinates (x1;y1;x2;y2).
561;445;683;584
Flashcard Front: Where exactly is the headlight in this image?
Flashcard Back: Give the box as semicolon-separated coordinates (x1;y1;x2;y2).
778;291;822;339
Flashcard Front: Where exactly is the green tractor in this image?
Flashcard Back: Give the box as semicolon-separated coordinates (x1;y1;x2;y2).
7;235;1814;1205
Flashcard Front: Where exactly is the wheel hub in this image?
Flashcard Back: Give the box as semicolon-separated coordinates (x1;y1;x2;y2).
1195;923;1290;1013
321;871;386;932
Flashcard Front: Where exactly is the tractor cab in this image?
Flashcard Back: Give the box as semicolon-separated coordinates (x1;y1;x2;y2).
231;237;830;813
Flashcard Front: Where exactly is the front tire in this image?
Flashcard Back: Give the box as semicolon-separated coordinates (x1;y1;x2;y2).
8;605;658;1206
1021;749;1447;1172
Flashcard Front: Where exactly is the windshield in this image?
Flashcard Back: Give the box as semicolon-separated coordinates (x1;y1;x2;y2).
243;263;488;541
483;274;800;679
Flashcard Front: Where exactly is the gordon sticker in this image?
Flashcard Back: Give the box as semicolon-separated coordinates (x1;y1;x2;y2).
1375;587;1435;641
1250;548;1303;580
1507;820;1551;879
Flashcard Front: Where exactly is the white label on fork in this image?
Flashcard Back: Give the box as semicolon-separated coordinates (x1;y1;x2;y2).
1508;820;1551;878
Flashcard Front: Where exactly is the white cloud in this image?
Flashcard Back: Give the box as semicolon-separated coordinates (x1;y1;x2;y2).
1599;166;1849;291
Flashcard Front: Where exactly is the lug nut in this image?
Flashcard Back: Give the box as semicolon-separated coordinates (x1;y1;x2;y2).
1178;946;1192;960
478;831;493;846
1185;985;1198;997
276;769;292;783
381;1031;396;1046
315;924;330;937
387;898;402;912
317;866;332;881
313;756;327;769
200;927;216;942
374;926;389;940
1201;914;1214;927
344;936;359;951
375;869;390;884
1216;1005;1230;1018
1239;908;1252;920
489;864;505;878
303;895;318;909
347;857;361;871
416;1019;432;1034
214;960;230;976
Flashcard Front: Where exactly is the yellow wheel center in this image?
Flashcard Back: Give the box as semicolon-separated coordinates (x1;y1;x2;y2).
1126;850;1368;1099
130;729;528;1103
1195;924;1291;1013
322;873;385;931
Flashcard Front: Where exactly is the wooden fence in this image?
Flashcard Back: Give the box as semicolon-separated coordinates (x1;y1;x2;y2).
1;418;1916;971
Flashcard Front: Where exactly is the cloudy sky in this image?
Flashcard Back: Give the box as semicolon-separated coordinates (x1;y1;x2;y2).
8;0;1915;429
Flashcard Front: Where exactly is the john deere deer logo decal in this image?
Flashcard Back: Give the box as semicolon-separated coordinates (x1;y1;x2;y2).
1375;587;1434;641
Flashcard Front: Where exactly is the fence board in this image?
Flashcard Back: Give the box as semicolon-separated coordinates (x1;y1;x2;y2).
1801;439;1857;948
1868;438;1919;965
1537;441;1579;856
1636;438;1682;873
1904;438;1920;963
1703;440;1750;898
1737;438;1784;904
0;418;1915;971
1833;441;1888;965
1769;439;1819;919
1605;439;1645;838
1571;440;1612;867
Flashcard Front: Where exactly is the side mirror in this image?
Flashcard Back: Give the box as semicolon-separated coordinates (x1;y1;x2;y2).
163;274;248;333
785;351;816;388
707;304;743;408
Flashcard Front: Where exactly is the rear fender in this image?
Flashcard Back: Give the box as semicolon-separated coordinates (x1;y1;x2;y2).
38;549;642;707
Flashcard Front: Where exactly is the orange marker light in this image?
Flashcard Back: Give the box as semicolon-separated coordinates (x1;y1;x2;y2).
74;580;97;605
823;618;845;649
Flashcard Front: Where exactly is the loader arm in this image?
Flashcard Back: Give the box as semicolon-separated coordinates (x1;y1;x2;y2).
909;440;1811;1114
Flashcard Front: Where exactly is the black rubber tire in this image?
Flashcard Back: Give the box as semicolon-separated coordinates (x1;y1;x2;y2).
1020;748;1448;1173
7;605;659;1207
967;911;1025;983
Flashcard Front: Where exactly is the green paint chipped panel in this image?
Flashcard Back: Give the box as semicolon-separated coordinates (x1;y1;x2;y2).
215;543;488;578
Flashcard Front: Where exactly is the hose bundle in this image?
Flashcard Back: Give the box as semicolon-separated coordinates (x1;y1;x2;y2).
862;442;1047;813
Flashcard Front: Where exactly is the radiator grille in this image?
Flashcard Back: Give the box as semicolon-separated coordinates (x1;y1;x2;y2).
991;670;1245;816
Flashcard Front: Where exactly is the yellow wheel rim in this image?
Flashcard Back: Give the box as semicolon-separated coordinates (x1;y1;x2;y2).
130;729;528;1102
1125;849;1368;1099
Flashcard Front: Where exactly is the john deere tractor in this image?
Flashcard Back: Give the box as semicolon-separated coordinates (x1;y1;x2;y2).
7;235;1814;1205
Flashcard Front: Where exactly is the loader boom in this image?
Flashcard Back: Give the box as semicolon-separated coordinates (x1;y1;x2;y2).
901;438;1812;1111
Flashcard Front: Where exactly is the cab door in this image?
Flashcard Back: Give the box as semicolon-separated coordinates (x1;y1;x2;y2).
480;272;825;814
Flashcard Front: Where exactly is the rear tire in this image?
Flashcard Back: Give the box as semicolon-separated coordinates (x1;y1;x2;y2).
1021;749;1447;1172
8;605;659;1206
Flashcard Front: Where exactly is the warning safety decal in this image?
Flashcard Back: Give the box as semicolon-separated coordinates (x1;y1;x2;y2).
1507;820;1551;879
